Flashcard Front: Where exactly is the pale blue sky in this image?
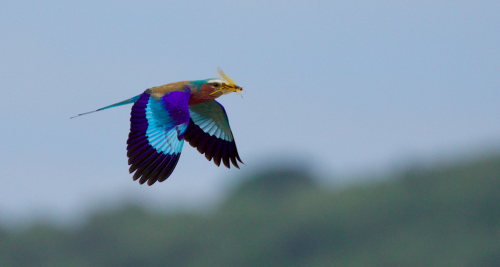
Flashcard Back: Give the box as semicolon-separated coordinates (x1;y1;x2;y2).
1;1;499;225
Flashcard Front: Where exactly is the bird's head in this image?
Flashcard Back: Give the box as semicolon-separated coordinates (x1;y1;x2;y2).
207;67;243;96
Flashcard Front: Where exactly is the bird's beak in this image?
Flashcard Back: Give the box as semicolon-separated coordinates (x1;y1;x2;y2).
212;84;243;95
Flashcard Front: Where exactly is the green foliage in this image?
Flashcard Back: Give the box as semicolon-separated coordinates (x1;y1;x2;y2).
1;157;500;267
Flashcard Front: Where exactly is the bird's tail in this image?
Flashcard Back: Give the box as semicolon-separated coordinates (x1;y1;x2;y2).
70;95;141;119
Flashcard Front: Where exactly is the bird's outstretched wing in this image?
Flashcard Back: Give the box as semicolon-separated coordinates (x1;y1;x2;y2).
127;91;191;185
184;100;243;168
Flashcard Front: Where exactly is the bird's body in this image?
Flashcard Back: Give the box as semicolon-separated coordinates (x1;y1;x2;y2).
73;68;243;185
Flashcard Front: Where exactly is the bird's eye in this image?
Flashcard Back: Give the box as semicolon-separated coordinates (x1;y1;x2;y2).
213;83;220;88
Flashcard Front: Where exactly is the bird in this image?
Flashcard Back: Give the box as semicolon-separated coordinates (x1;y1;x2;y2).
72;68;244;185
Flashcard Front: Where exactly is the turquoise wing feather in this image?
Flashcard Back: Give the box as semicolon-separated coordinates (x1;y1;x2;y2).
184;100;243;168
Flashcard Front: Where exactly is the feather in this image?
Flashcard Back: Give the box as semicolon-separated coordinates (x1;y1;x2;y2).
157;155;181;182
126;91;190;184
204;136;218;161
184;100;242;168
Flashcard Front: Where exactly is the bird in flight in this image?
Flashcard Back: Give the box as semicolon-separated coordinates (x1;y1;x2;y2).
72;68;244;185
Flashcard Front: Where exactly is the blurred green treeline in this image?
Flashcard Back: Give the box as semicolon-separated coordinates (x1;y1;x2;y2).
1;155;500;267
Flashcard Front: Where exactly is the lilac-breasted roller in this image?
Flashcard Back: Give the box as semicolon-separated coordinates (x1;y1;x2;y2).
72;68;244;185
